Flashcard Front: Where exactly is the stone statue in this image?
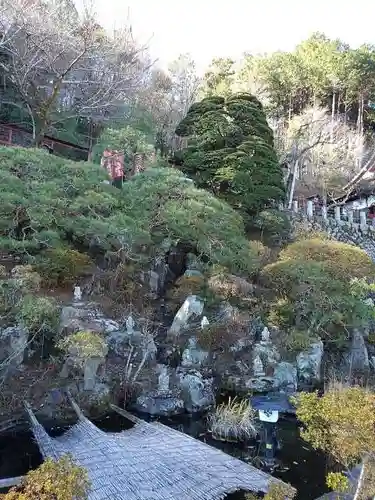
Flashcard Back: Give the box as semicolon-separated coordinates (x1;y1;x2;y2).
201;316;209;329
126;315;135;335
261;327;270;342
253;354;265;376
157;364;170;392
73;286;82;301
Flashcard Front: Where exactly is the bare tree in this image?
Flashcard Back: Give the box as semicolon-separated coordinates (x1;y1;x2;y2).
0;0;151;144
275;106;374;205
139;54;201;155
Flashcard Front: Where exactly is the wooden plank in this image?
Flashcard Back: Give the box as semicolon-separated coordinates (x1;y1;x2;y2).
0;476;23;488
109;404;144;425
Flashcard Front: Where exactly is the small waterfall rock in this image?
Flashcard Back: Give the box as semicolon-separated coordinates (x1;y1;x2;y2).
297;340;324;383
178;370;215;413
168;295;204;336
273;362;298;392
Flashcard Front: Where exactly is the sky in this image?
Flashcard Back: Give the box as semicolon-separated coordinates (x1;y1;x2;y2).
82;0;375;73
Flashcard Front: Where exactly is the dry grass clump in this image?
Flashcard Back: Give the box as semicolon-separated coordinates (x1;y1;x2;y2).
208;397;258;442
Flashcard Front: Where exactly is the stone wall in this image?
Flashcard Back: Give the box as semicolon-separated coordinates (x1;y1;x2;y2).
286;200;375;261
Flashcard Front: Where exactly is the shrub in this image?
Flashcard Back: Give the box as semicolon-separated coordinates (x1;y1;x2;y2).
279;238;375;281
208;273;254;300
266;297;295;329
282;328;318;353
11;265;41;293
252;208;291;244
0;278;25;318
16;295;60;336
294;386;375;468
166;274;205;308
99;262;144;305
260;260;328;296
175;93;285;216
58;331;108;360
0;147;261;276
197;318;248;351
1;454;90;500
245;482;296;500
208;397;258;442
33;247;94;288
261;261;375;343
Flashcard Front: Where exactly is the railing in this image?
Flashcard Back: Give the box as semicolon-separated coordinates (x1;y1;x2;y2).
285;200;375;232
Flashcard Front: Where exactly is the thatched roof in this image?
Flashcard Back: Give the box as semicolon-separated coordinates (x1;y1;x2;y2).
24;400;289;500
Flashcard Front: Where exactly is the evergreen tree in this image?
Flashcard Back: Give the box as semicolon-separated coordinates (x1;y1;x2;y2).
175;93;285;216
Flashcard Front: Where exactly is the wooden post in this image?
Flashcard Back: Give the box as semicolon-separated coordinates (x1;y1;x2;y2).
334;206;341;222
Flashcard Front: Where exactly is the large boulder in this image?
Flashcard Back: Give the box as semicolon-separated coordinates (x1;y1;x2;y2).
178;370;215;413
273;362;297;392
347;329;369;371
134;391;185;417
59;303;119;336
181;337;209;368
0;325;28;368
297;340;324;384
168;295;204;336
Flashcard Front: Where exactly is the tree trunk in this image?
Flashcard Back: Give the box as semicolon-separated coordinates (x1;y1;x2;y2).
287;159;299;209
357;93;364;136
330;92;336;144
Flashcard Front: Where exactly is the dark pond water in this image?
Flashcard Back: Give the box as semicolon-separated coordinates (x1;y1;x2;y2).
0;411;329;500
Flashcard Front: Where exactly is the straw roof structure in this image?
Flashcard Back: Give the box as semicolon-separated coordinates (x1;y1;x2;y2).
24;400;290;500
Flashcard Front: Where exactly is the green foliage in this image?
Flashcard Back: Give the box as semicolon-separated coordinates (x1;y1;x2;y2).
294;386;375;468
11;265;41;293
200;58;236;98
279;238;375;281
0;279;23;319
91;125;152;166
260;240;375;343
59;331;108;360
175;93;285;216
33;248;94;288
1;454;90;500
119;167;264;274
326;472;349;494
282;328;317;353
252;209;291;245
0;148;259;275
0;147;116;253
16;295;60;336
